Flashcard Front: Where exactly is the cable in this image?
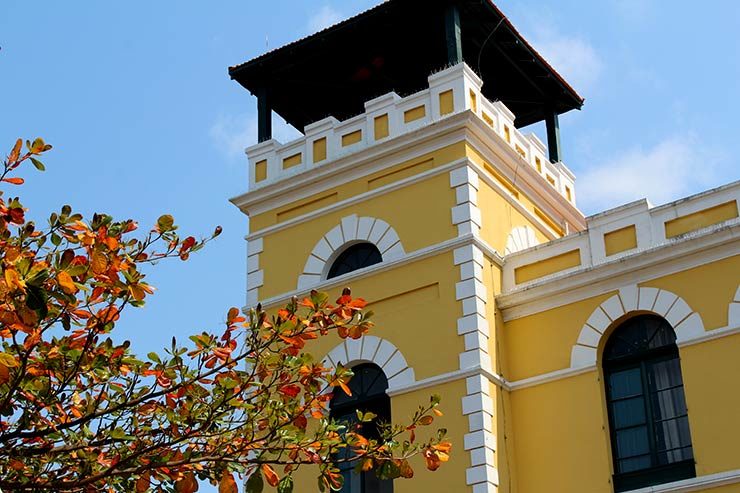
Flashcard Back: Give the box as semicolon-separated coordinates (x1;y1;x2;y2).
476;17;505;80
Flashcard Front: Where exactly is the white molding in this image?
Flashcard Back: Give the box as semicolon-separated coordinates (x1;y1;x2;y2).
508;364;598;391
322;336;415;391
622;468;740;492
505;225;539;255
298;214;406;290
497;222;740;321
570;285;705;368
249;234;503;311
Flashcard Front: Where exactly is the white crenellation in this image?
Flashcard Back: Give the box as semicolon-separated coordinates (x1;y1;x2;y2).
297;214;406;290
246;62;575;205
570;284;706;368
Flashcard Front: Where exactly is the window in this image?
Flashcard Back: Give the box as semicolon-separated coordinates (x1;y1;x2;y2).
327;243;382;280
603;315;696;492
330;364;393;493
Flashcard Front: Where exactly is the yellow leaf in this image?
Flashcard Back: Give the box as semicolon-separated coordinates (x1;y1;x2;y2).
218;473;237;493
4;268;25;292
129;284;145;301
91;250;108;275
57;271;77;294
0;352;18;368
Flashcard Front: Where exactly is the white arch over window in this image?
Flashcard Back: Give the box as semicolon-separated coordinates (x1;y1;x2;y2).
504;225;539;255
323;336;415;391
571;284;705;368
297;214;405;289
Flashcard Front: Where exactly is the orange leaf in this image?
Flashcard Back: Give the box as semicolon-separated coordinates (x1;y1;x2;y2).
175;472;199;493
135;475;150;493
2;177;24;185
0;363;10;385
261;464;280;487
57;271;77;294
218;472;237;493
433;408;444;417
8;139;22;163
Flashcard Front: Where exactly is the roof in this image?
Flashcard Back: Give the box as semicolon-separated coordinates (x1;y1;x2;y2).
229;0;584;130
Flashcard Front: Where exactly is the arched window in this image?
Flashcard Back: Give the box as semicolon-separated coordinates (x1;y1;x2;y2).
603;315;696;492
327;243;382;280
330;364;393;493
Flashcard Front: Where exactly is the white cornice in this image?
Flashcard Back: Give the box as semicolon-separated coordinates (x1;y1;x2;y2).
462;117;587;231
497;221;740;321
231;111;585;237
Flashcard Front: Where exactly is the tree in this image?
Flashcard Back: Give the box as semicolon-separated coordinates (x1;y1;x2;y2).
0;138;451;492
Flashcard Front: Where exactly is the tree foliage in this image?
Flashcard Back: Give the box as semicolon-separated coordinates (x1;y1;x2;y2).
0;138;451;492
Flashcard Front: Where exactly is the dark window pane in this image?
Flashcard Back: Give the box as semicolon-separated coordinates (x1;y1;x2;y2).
604;316;676;361
657;446;694;466
327;243;382;279
648;359;684;391
605;316;695;489
616;426;650;459
612;397;647;429
330;364;393;493
609;368;643;399
655;416;693;452
619;454;652;473
651;388;688;421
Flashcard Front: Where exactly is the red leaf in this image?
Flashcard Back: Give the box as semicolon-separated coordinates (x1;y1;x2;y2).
2;177;24;185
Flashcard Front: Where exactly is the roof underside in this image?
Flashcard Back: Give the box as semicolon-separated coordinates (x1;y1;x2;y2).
229;0;584;131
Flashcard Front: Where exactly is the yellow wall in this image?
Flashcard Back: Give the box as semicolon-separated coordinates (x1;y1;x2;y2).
285;252;465;380
258;172;458;299
476;179;550;255
503;292;613;381
502;255;740;491
250;142;466;232
640;255;739;329
681;332;740;477
509;371;614;493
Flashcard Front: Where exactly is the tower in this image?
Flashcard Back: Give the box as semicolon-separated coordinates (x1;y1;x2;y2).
229;1;740;492
229;1;584;492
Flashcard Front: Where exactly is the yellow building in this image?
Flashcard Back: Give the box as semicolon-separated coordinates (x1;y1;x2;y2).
228;1;740;492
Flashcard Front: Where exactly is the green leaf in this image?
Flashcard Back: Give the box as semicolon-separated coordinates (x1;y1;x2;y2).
30;157;45;171
277;476;293;493
147;352;161;363
245;471;264;493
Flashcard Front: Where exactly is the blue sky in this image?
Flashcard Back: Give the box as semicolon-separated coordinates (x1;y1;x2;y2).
2;1;739;490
